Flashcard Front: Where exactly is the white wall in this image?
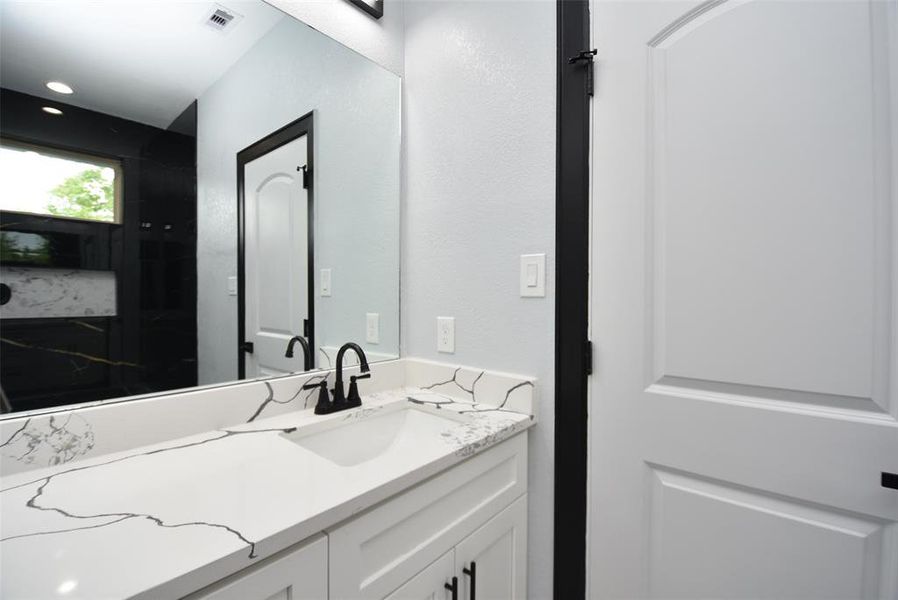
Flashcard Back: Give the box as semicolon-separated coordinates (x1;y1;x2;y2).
197;15;401;384
265;0;405;75
402;1;556;597
253;3;557;593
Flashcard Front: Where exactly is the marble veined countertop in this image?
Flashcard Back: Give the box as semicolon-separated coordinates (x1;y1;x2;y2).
0;389;533;600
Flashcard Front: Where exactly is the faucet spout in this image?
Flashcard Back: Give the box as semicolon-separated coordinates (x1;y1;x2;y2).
285;336;312;371
334;342;370;408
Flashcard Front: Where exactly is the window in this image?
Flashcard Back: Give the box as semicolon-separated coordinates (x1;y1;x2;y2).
0;139;122;224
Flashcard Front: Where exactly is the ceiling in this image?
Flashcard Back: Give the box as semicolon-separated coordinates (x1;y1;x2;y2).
0;0;286;128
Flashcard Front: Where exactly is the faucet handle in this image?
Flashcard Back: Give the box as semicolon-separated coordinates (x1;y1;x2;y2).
346;372;371;408
304;380;334;415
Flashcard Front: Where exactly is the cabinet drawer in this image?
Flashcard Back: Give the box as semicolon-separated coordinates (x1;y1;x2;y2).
184;534;327;600
327;433;528;599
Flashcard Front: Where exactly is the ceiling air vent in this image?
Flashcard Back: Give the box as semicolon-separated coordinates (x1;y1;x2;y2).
204;5;243;33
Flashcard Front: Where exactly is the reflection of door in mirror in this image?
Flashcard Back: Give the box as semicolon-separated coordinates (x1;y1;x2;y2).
239;115;314;379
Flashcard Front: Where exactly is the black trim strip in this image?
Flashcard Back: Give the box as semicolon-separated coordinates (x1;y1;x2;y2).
554;0;590;597
347;0;383;19
237;112;316;379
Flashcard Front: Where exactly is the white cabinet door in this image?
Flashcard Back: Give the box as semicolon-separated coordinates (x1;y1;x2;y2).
455;495;527;600
588;0;898;598
185;534;327;600
383;550;456;600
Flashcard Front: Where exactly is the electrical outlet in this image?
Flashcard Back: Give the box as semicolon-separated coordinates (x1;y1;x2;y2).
320;269;332;297
437;316;455;353
366;312;379;344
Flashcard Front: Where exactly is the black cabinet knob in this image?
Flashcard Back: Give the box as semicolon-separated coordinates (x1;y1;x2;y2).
0;283;10;306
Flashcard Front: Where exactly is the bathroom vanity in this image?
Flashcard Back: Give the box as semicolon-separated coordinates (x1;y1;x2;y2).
0;359;535;599
189;433;527;600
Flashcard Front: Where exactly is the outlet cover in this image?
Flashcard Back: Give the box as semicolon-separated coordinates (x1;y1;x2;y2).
437;316;455;353
320;269;332;297
366;312;380;344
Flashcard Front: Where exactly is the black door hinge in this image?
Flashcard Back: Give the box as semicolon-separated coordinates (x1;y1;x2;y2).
241;341;254;354
568;49;598;96
584;339;593;376
297;164;310;189
303;318;310;338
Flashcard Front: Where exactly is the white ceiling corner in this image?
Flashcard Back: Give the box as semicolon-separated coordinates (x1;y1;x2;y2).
0;0;286;128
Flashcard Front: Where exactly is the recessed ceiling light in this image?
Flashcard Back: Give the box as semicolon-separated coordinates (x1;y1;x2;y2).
46;81;73;94
42;106;63;115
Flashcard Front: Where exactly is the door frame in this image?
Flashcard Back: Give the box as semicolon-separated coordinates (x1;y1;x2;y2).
554;0;591;597
236;111;315;379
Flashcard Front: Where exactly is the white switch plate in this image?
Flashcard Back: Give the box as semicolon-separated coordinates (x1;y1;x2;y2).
437;316;455;353
320;269;332;297
366;312;380;344
227;276;238;296
520;253;546;297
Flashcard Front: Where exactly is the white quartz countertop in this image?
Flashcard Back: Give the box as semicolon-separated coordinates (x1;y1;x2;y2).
0;389;533;600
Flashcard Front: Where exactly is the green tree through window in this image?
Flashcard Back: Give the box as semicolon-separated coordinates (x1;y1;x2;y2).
46;168;115;221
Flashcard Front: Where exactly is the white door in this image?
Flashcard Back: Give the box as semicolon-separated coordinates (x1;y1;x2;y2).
589;1;898;598
244;134;310;378
383;550;456;600
455;495;527;600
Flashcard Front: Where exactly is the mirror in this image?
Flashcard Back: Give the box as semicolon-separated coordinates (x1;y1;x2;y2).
0;0;401;415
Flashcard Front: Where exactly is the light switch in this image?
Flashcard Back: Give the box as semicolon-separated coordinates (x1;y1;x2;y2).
520;254;546;297
437;316;455;353
526;263;539;287
227;276;238;296
366;312;380;344
320;269;332;297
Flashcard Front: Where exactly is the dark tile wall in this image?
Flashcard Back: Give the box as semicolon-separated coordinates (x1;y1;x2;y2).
0;89;197;412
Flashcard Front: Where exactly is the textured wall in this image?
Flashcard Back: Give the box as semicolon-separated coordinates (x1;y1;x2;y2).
197;16;401;385
265;0;405;76
402;1;556;597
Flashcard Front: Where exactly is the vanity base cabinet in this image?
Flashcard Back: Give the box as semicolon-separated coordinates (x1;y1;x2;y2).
326;433;528;599
184;534;327;600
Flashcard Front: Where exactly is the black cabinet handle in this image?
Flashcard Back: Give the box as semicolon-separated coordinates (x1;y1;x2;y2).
444;576;458;600
240;341;254;354
883;472;898;490
463;562;476;600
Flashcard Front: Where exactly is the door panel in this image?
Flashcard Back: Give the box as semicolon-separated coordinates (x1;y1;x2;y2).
455;495;527;600
589;0;898;598
646;0;890;409
244;134;309;377
648;467;891;599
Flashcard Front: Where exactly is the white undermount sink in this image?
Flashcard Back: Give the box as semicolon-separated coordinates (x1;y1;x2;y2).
281;404;467;467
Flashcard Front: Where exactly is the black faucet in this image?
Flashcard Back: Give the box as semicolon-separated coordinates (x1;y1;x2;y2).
285;336;312;371
333;342;371;409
